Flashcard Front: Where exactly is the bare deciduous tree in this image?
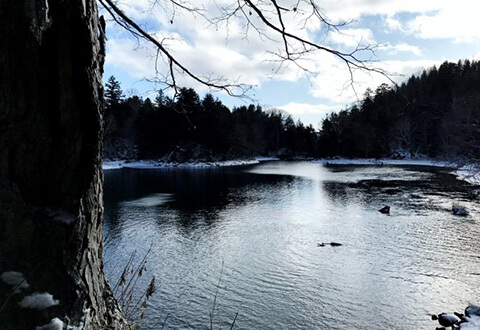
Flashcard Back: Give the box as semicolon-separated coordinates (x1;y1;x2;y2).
98;0;389;98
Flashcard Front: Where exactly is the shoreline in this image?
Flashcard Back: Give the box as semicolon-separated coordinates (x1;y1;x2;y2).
102;156;280;170
102;157;480;185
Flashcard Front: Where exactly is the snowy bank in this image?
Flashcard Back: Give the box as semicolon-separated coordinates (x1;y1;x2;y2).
455;163;480;185
312;158;452;167
103;157;480;186
102;158;265;170
312;158;480;186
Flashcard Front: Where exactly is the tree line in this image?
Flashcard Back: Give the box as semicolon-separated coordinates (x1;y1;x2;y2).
319;59;480;159
104;76;317;160
105;59;480;161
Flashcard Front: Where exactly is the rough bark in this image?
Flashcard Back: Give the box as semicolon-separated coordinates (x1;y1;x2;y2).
0;0;128;328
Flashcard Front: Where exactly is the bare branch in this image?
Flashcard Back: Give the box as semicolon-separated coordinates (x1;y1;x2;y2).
99;0;394;99
99;0;250;97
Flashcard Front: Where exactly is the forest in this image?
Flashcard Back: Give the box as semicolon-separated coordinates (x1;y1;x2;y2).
104;77;317;161
104;59;480;162
320;59;480;159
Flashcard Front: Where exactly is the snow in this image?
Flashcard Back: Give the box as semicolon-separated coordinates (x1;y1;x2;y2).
312;158;451;167
254;156;280;161
36;318;64;330
18;292;60;310
312;158;480;186
455;164;480;185
102;161;125;170
104;156;480;187
0;271;29;291
102;159;261;170
461;315;480;329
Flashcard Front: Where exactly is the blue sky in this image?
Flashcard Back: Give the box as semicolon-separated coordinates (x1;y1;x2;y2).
102;0;480;128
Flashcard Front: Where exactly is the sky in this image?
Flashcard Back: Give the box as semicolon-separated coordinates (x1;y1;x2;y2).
102;0;480;128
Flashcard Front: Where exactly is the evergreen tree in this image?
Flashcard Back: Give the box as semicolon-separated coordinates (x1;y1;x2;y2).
105;75;124;109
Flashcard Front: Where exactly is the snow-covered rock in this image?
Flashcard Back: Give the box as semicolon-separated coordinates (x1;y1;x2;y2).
461;315;480;329
18;292;60;310
35;318;64;330
0;271;29;291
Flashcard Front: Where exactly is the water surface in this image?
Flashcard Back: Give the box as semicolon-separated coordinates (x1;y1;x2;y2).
104;161;480;329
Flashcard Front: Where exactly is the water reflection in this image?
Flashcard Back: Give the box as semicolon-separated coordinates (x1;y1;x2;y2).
103;162;480;330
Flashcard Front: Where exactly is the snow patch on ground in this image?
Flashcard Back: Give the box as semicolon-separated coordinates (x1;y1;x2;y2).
103;159;261;170
19;292;60;310
1;271;29;291
36;318;64;330
461;315;480;329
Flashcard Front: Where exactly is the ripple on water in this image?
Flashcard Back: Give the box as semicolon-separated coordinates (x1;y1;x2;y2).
103;162;480;329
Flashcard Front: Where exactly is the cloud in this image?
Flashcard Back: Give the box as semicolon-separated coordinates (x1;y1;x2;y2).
274;102;342;116
386;43;421;56
327;28;375;48
309;58;440;104
384;16;404;32
320;0;451;21
320;1;480;43
103;0;477;109
407;3;480;42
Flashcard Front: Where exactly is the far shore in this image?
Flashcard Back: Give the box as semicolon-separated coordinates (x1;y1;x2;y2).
102;157;480;185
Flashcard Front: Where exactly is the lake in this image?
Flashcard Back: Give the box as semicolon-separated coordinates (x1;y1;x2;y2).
103;161;480;329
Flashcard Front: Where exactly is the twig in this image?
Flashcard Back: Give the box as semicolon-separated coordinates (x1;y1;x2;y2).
209;260;224;330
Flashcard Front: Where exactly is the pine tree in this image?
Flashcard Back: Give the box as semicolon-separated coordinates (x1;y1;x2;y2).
105;75;123;109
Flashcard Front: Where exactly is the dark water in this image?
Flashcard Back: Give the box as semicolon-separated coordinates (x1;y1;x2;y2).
103;161;480;329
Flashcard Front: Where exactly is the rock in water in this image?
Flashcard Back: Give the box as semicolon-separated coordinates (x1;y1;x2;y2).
431;313;459;328
318;242;342;247
452;205;469;216
379;206;390;214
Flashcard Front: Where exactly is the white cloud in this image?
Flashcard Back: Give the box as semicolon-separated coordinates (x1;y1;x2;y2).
103;0;479;109
385;16;404;32
320;0;451;21
386;43;421;56
275;102;342;116
407;3;480;42
327;28;374;48
319;1;480;43
309;58;440;104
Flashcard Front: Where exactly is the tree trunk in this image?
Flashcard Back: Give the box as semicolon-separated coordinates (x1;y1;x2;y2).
0;0;128;328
